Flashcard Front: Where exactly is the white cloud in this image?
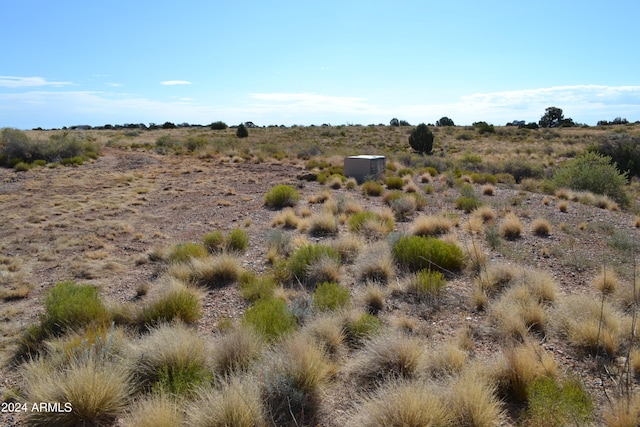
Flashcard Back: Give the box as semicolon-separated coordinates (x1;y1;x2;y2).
0;76;72;88
160;80;192;86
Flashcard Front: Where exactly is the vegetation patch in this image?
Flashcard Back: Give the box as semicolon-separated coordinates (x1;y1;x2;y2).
393;235;465;273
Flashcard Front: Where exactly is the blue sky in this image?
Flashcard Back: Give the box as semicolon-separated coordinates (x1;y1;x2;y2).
2;0;639;129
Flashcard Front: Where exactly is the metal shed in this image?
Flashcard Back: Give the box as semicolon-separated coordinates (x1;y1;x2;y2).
344;155;386;183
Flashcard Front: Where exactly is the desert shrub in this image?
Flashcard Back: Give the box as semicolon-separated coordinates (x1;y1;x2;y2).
304;212;338;236
362;284;386;315
201;230;224;253
328;234;364;263
410;269;447;300
592;133;640;178
225;227;249;252
236;123;249;138
361;180;384;196
393;235;465;273
210;120;228;130
447;369;506;427
168;242;207;263
264;184;300;208
211;326;264;375
385;176;404;189
455;196;482;213
133;323;210;395
553;151;629;206
346;312;382;345
42;281;111;337
526;376;593;426
242;297;297;340
270;207;300;229
139;286;202;327
13;161;30;171
498;158;544;183
287;244;341;286
312;281;351;311
61;156;84;166
351;333;425;383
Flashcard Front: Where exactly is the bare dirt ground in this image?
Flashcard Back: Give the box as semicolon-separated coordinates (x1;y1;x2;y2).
1;146;640;426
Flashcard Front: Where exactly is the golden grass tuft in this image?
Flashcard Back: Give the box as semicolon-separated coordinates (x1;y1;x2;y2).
499;212;523;239
447;368;506;427
354;242;395;284
303;212;338;236
328;234;364;264
211;326;265;375
481;184;495;195
271;207;300;229
530;217;551;237
472;205;497;223
592;267;618;294
122;393;184;427
190;253;243;288
409;214;453;237
604;393;640;427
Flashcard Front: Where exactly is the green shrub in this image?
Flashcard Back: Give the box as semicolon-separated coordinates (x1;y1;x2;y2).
287;244;341;284
33;159;46;167
61;156;84;166
455;196;482;213
202;230;224;253
361;180;384;196
13;161;30;171
139;288;202;327
43;281;110;336
264;184;300;208
242;297;297;340
168;242;207;263
500;158;544;183
225;228;249;252
393;235;465;273
527;376;593;426
409;123;434;154
553;151;629;206
313;282;351;311
385;176;404;189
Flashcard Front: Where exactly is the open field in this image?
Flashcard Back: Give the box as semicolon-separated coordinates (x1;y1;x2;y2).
2;123;640;426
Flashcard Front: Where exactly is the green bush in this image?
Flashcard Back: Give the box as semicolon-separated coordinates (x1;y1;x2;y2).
385;176;404;189
287;244;341;284
168;242;208;263
43;281;111;336
408;123;434;154
553;151;629;206
455;196;482;213
242;297;297;340
313;282;351;311
264;184;300;208
226;228;249;252
202;230;224;253
13;161;30;171
527;376;593;426
393;235;465;273
592;133;640;178
61;156;84;166
139;288;202;327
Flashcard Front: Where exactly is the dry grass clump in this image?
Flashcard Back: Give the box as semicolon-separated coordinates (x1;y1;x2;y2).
187;375;265;427
472;205;497;223
211;326;265;375
604;394;640;427
347;209;395;240
122;393;184;427
190;253;243;288
271;207;300;229
348;333;425;383
499;212;523;239
301;313;346;356
555;294;624;356
354;379;452;427
491;341;557;402
481;184;495;195
354;242;395;284
474;262;519;297
302;212;338;236
132;322;210;395
592;267;618;294
263;335;333;426
361;283;386;314
490;284;549;339
328;234;364;263
409;214;453;237
447;368;506;426
530;217;552;236
23;351;132;427
558;200;568;212
425;342;468;377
